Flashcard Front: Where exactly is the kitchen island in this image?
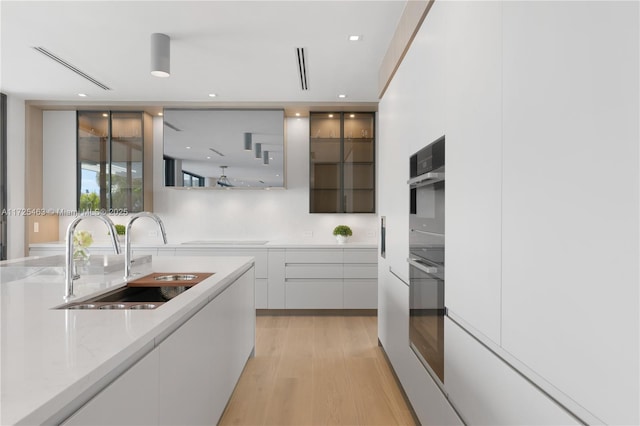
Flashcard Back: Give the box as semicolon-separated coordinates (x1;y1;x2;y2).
1;255;255;425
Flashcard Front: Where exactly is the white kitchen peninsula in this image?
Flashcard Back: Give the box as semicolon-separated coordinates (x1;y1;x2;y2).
1;255;255;425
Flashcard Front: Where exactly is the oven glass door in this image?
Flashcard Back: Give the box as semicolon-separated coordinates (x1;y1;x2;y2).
409;258;445;385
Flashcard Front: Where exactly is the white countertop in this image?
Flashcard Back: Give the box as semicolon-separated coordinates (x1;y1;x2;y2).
29;240;378;249
0;255;254;425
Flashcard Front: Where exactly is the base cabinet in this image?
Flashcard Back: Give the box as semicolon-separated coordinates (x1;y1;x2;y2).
282;248;377;309
63;268;255;426
63;349;160;426
445;318;579;425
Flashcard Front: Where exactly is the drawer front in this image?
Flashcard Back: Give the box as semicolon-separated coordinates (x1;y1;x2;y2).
255;278;268;309
343;264;378;279
285;281;343;309
175;248;267;278
344;279;378;309
285;249;343;263
343;249;378;264
285;264;342;279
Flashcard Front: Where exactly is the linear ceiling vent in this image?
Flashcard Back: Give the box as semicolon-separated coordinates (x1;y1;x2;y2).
209;147;225;157
296;47;309;91
163;121;182;132
32;47;112;91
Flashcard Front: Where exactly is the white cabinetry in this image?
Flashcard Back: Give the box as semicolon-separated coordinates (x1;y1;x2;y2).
283;248;377;309
174;247;268;308
445;318;578;425
43;111;76;211
444;1;502;345
62;268;255;426
500;2;639;424
158;268;254;424
63;349;160;426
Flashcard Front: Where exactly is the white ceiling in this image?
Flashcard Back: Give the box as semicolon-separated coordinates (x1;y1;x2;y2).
0;1;406;108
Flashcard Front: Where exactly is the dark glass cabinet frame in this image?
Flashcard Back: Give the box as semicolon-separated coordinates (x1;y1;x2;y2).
309;112;375;213
77;111;145;213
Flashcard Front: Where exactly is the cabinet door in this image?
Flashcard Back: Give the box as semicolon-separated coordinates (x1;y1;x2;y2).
444;0;502;345
501;2;639;424
310;112;375;213
445;318;579;425
43;111;76;211
343;279;377;309
158;300;216;425
63;349;160;426
284;280;343;309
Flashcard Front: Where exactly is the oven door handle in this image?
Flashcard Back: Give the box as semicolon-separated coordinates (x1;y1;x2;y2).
407;172;444;188
407;257;440;275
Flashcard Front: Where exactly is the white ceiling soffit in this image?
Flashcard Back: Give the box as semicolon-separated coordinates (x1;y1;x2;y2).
0;1;406;104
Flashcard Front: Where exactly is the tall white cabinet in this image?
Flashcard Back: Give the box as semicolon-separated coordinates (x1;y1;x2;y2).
444;0;503;345
500;2;639;423
378;1;639;425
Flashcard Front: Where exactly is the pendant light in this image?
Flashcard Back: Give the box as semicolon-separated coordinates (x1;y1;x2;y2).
151;33;170;77
244;133;252;151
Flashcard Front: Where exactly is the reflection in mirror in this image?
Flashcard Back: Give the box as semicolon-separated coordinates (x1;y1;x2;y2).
162;109;285;189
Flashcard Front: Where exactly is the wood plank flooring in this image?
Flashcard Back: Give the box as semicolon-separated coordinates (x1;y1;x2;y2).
219;315;417;426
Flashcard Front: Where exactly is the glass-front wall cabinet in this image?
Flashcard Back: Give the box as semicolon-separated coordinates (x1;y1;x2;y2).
78;111;144;213
310;112;375;213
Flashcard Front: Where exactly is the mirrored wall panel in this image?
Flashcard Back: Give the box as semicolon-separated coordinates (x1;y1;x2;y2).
163;109;285;189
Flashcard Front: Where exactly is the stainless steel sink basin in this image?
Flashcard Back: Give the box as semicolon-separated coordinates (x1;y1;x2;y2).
155;274;198;281
57;286;188;310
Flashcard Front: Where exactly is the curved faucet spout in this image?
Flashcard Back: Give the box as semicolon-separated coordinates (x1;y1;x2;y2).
125;212;168;279
65;214;121;299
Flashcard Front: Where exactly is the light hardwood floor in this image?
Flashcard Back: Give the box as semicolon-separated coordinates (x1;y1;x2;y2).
219;315;417;426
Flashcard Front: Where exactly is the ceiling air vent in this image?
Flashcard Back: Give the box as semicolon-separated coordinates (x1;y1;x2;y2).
208;147;225;157
296;47;309;91
32;47;112;91
163;121;182;132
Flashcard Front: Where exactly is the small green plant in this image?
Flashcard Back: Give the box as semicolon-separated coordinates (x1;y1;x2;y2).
332;225;353;237
115;224;126;236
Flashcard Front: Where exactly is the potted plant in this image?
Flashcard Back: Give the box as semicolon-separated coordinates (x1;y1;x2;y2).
333;225;352;244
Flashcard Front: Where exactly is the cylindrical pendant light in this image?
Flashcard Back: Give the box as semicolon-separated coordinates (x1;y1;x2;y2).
254;143;262;159
263;150;270;165
151;33;170;77
244;132;252;151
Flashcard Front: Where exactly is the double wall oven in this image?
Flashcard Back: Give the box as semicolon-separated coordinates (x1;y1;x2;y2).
408;135;445;386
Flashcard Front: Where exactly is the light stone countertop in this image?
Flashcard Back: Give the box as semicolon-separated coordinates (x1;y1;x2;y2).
0;255;254;425
29;240;378;249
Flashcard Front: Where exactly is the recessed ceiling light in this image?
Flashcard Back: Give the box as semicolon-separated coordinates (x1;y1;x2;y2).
158;112;163;116
276;174;280;177
102;113;108;117
328;114;334;118
186;146;191;149
78;93;87;97
295;112;300;117
208;93;217;98
348;35;361;41
350;114;355;118
338;94;347;99
206;156;211;159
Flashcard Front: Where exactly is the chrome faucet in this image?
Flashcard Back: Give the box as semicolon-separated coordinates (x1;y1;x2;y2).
124;212;168;279
65;214;121;299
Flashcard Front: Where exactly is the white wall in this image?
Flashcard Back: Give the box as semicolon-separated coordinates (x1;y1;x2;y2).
58;116;378;244
6;96;25;259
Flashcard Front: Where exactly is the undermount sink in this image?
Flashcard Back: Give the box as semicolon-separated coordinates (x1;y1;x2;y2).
57;272;214;310
155;274;198;281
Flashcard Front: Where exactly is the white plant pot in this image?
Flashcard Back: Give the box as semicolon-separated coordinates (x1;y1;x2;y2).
335;235;349;244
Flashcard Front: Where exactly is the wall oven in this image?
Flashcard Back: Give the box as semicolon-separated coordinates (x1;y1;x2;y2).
408;135;445;386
